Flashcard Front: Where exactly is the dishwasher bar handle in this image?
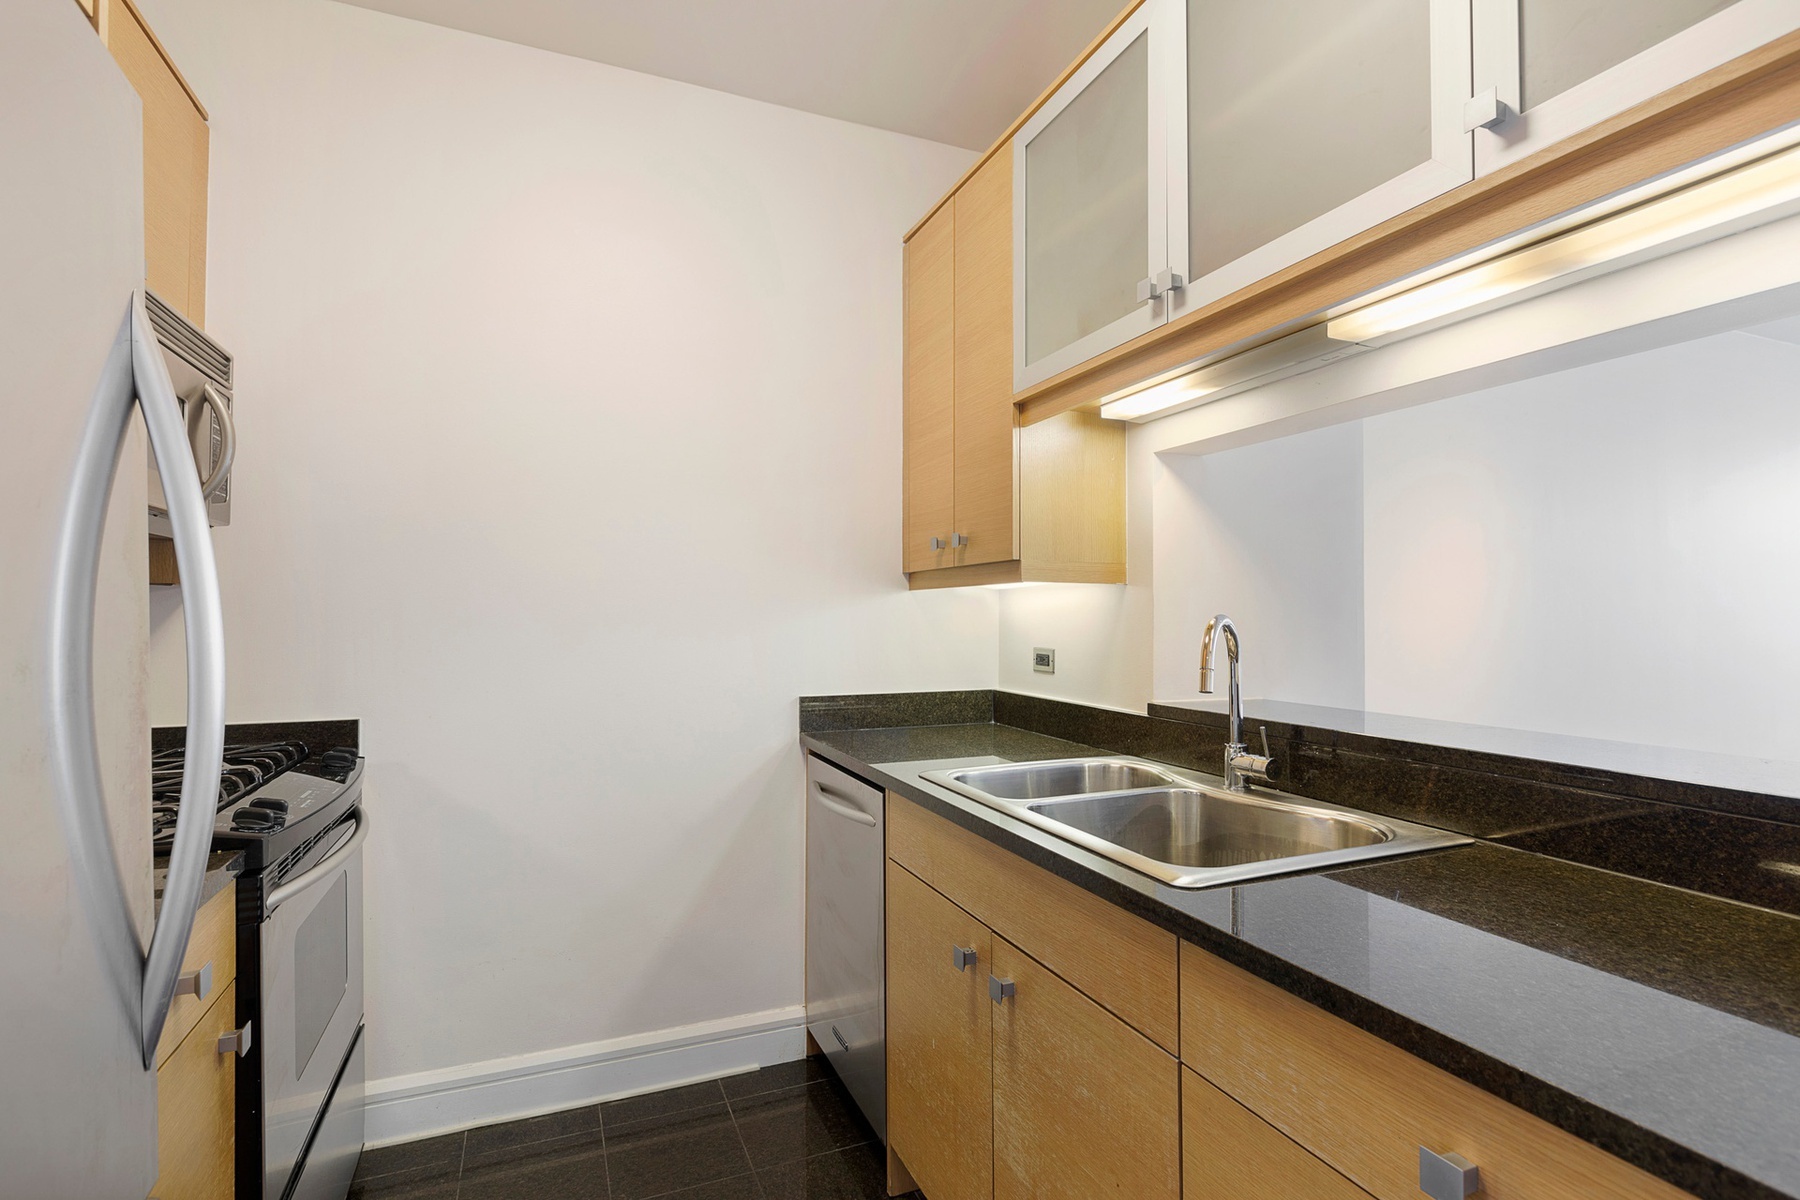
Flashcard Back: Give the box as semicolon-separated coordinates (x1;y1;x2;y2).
812;783;877;827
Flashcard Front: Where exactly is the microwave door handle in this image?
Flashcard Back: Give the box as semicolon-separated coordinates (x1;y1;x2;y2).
265;809;369;916
187;382;234;502
49;294;229;1068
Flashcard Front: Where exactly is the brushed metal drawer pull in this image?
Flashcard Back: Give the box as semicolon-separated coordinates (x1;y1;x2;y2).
1419;1147;1481;1199
217;1021;253;1058
988;975;1014;1004
174;962;212;1001
952;946;977;972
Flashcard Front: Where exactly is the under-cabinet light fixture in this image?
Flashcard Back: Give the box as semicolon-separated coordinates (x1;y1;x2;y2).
1329;141;1800;344
1100;134;1800;425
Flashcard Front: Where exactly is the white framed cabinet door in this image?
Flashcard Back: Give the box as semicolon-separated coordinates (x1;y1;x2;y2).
1014;0;1184;391
1471;0;1800;174
1169;0;1473;317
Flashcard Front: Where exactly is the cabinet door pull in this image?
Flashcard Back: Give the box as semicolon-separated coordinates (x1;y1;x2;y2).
1419;1147;1481;1199
217;1020;253;1058
952;946;977;972
930;536;947;551
1462;87;1513;132
173;961;212;1001
988;975;1015;1003
950;533;969;549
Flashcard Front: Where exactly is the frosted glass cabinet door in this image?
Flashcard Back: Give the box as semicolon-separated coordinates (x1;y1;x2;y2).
1471;0;1800;173
1014;0;1179;391
1171;0;1473;315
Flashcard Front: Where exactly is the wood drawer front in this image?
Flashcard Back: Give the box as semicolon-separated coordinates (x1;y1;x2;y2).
1179;944;1696;1200
888;795;1179;1052
152;978;236;1200
1184;1068;1372;1200
886;861;993;1200
992;937;1180;1200
156;884;237;1068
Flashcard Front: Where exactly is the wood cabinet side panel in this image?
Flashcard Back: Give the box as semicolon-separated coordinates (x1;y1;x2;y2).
103;0;207;327
952;143;1018;567
885;860;993;1200
152;978;236;1200
903;206;957;574
1179;943;1696;1200
890;795;1179;1053
992;937;1180;1200
1184;1067;1374;1200
156;884;237;1068
1019;409;1126;573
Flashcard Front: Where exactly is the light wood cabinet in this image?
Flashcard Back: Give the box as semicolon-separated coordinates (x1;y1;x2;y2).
149;885;238;1200
991;937;1180;1200
99;0;210;327
882;791;1703;1200
885;797;1180;1199
887;794;1178;1051
1184;1068;1373;1200
152;979;237;1200
155;882;236;1067
1179;942;1697;1200
901;146;1127;589
903;205;957;574
885;861;992;1200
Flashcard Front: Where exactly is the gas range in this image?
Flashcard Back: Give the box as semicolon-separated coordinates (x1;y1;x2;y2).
152;740;363;870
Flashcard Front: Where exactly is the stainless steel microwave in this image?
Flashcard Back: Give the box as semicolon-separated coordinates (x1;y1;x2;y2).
145;289;234;536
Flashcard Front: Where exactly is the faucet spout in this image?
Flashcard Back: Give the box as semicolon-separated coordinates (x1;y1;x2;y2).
1198;614;1279;791
1198;615;1241;748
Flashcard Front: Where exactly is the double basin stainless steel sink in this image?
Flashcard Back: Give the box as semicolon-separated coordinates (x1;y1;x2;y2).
919;757;1469;889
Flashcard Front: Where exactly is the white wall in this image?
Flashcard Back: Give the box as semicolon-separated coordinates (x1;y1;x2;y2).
1364;325;1800;760
1150;423;1365;708
134;0;991;1119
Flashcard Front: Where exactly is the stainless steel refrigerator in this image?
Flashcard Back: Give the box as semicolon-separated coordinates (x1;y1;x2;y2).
1;3;227;1196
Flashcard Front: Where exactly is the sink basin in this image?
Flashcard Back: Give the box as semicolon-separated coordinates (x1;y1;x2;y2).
919;757;1470;888
939;759;1183;800
1028;788;1388;871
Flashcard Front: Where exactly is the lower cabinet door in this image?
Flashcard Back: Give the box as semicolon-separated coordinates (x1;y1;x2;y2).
886;861;992;1200
991;937;1179;1200
1184;1068;1372;1200
151;979;236;1200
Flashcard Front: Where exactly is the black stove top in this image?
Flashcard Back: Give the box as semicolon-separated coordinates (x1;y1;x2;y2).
153;740;363;871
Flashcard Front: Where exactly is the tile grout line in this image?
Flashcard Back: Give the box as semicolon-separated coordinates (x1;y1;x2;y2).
598;1102;612;1200
721;1085;765;1198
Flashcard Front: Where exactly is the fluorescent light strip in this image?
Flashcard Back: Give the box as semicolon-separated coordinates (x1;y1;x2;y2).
1098;132;1800;424
1328;141;1800;343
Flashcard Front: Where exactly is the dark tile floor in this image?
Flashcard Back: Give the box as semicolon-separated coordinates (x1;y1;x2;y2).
350;1059;922;1200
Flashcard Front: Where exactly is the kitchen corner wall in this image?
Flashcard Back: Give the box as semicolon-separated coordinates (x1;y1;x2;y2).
135;0;993;1120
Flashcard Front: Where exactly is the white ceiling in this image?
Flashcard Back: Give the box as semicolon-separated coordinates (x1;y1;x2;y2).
334;0;1127;150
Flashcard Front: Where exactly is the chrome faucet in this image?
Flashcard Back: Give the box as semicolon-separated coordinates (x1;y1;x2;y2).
1198;614;1280;791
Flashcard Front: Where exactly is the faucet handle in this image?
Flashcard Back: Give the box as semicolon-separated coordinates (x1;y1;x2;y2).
1260;726;1272;758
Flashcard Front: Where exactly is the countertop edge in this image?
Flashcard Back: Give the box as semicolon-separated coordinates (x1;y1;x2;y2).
800;732;1786;1200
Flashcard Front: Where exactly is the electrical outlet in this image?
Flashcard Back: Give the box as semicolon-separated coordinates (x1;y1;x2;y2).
1033;648;1056;674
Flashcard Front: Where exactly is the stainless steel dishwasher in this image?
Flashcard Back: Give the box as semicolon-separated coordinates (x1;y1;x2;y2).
804;753;885;1138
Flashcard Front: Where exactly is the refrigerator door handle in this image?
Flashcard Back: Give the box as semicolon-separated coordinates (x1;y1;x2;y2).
48;293;227;1068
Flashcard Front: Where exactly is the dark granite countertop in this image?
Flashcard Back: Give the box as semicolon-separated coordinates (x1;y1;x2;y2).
153;849;243;918
802;721;1800;1200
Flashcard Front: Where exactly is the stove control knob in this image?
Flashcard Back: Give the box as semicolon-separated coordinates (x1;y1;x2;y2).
248;799;290;814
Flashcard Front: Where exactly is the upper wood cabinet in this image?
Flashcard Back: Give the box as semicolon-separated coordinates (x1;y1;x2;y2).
902;146;1127;588
96;0;210;327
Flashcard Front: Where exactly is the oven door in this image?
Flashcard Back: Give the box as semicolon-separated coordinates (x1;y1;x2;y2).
260;812;366;1200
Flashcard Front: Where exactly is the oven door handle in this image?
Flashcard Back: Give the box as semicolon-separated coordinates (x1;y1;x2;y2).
266;808;369;915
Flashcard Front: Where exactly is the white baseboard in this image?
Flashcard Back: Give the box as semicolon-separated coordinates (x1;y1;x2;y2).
363;1005;810;1147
